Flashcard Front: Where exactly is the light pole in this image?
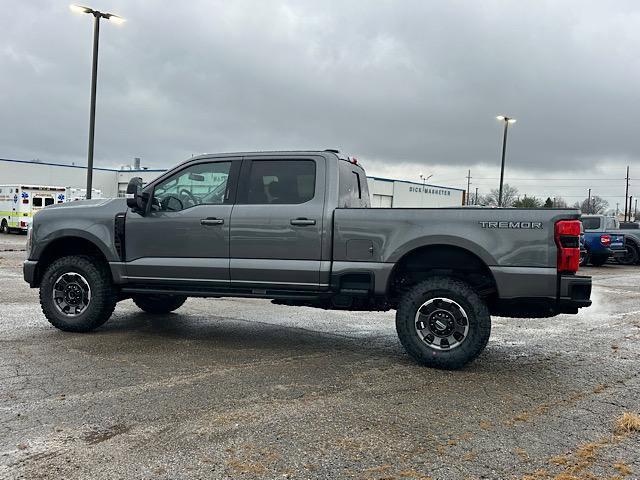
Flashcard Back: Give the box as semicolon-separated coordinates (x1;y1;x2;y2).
70;5;124;199
496;115;516;207
419;172;433;207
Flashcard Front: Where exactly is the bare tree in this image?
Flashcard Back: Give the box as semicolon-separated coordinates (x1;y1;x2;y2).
514;195;543;208
553;196;568;208
573;196;609;214
480;184;519;207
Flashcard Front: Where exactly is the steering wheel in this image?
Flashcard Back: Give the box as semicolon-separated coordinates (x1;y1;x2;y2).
179;188;198;207
160;194;183;211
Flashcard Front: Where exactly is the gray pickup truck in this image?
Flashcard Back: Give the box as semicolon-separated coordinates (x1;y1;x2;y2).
23;150;592;369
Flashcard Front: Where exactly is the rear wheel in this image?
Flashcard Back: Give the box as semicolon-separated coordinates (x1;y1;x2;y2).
0;220;9;234
590;254;609;267
395;276;491;369
39;255;117;332
133;294;187;314
617;242;639;265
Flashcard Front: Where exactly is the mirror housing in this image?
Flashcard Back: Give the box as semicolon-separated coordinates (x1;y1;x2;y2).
126;177;147;213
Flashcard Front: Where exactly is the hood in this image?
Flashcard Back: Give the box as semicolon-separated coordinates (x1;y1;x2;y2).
47;198;126;210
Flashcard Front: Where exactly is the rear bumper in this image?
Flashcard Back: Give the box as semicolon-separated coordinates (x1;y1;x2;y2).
557;274;592;312
23;260;38;287
490;268;592;318
610;248;627;258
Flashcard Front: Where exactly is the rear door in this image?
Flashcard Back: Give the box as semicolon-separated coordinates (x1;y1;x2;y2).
125;158;240;284
229;156;325;288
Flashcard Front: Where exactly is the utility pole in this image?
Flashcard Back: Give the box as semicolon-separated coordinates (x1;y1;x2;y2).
629;196;634;222
624;166;630;221
475;187;479;205
635;199;638;221
466;170;472;206
587;188;591;214
616;203;619;217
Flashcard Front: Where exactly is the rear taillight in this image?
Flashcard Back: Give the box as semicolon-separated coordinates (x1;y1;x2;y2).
555;220;581;273
600;234;611;246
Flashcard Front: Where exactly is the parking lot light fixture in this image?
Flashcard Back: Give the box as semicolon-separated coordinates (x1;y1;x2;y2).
496;115;516;207
69;4;125;199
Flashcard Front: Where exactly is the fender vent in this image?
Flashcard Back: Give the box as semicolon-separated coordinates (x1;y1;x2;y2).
114;212;126;261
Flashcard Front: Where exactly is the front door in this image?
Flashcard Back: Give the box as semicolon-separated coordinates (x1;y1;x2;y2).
229;156;325;288
125;159;240;285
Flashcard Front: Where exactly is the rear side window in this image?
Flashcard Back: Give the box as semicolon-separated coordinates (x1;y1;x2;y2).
582;217;601;230
245;160;315;204
33;198;42;207
45;198;54;206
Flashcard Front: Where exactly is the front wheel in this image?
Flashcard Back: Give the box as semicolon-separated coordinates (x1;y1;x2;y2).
39;255;117;332
396;276;491;369
133;294;187;314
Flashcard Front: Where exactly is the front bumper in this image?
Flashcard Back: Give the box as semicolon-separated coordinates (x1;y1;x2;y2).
23;260;38;287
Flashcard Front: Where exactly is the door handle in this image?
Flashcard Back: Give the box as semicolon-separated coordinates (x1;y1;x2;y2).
290;218;316;226
201;217;224;226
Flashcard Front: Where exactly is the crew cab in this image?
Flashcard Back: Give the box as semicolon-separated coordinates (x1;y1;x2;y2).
23;151;592;369
581;215;627;266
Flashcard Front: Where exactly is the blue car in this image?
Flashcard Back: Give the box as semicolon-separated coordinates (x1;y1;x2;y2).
581;215;626;266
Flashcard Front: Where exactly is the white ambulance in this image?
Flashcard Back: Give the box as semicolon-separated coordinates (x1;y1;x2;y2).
0;185;66;234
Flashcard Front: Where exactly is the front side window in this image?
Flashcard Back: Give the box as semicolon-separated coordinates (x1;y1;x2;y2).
245;160;315;205
152;161;231;212
33;198;43;207
45;197;54;206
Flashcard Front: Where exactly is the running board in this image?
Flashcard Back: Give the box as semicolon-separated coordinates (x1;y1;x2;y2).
121;284;325;300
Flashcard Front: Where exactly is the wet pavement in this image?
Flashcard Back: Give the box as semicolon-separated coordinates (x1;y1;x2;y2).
0;233;639;479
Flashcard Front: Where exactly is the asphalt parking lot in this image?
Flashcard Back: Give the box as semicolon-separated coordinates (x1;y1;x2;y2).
1;234;639;480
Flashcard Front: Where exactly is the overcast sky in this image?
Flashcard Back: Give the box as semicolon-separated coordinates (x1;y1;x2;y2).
1;0;639;208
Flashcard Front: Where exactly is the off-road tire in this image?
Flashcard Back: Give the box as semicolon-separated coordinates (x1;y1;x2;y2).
589;255;608;267
40;255;117;332
617;242;639;265
396;276;491;370
132;294;187;314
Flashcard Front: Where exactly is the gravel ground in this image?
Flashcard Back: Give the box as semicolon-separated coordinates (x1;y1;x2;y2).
0;233;639;479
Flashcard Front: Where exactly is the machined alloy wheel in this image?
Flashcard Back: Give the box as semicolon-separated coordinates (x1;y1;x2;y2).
40;255;117;332
52;272;92;317
414;297;470;351
396;276;491;369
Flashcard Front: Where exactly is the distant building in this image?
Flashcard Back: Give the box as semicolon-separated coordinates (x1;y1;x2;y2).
0;158;465;207
368;176;464;208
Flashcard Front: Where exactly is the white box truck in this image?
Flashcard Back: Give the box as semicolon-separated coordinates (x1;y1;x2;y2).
0;185;66;234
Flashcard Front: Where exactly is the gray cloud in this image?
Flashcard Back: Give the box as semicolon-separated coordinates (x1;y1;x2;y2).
1;0;639;203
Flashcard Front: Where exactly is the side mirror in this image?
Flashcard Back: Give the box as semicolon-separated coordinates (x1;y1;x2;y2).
126;177;146;213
